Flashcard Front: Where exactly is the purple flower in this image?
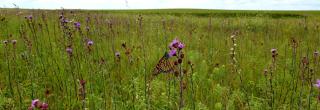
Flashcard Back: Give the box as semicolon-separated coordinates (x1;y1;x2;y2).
315;79;320;89
31;99;39;108
74;22;81;29
59;14;63;19
11;40;17;45
177;42;184;49
169;38;185;50
271;48;277;53
66;47;72;55
40;103;48;110
62;18;69;23
25;15;32;20
168;49;177;57
87;40;93;46
3;40;8;45
115;52;120;57
169;38;180;49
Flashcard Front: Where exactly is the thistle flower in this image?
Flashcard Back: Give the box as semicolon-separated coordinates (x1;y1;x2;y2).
115;51;120;57
40;103;48;110
3;40;8;45
11;40;17;45
31;99;39;108
168;49;177;57
74;22;81;29
25;15;32;20
87;40;93;46
59;14;63;19
314;79;320;89
28;15;33;19
62;18;69;23
271;48;278;57
271;48;277;53
177;42;185;49
169;38;180;49
169;38;185;50
29;99;48;110
66;47;73;55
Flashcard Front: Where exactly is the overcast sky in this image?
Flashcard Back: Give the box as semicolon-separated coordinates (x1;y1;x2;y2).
1;0;320;10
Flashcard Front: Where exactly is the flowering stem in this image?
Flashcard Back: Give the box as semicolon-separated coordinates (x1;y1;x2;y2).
310;52;319;109
290;42;297;108
189;62;195;110
12;44;23;109
137;15;149;109
4;44;14;97
178;50;184;109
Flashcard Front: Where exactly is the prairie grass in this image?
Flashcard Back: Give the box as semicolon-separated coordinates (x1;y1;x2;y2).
1;9;320;109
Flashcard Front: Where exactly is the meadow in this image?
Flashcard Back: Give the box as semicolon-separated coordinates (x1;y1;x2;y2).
1;9;320;109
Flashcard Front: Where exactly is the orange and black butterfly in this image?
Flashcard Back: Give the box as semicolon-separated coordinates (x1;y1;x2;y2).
152;52;177;76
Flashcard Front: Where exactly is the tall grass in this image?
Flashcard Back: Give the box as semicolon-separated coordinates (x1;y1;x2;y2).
0;9;320;109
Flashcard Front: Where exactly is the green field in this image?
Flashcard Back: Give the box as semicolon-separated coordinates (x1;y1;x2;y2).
1;9;320;109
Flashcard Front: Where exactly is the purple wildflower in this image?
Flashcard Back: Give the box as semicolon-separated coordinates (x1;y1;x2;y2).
11;40;17;45
25;15;32;20
168;49;177;57
62;18;69;23
271;48;278;58
66;47;73;55
87;40;93;46
40;103;48;110
74;22;81;29
271;48;277;53
169;38;180;49
59;14;63;19
177;42;184;49
31;99;39;108
315;79;320;89
3;40;8;45
115;52;120;57
169;38;185;50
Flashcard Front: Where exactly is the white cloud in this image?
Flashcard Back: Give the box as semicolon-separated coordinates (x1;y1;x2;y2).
0;0;319;10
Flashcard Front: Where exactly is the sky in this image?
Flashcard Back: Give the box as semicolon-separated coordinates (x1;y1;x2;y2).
1;0;320;10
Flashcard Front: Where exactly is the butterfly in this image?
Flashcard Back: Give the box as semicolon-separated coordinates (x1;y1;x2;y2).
152;52;177;76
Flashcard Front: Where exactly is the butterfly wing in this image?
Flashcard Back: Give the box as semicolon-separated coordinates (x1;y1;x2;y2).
153;52;176;76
